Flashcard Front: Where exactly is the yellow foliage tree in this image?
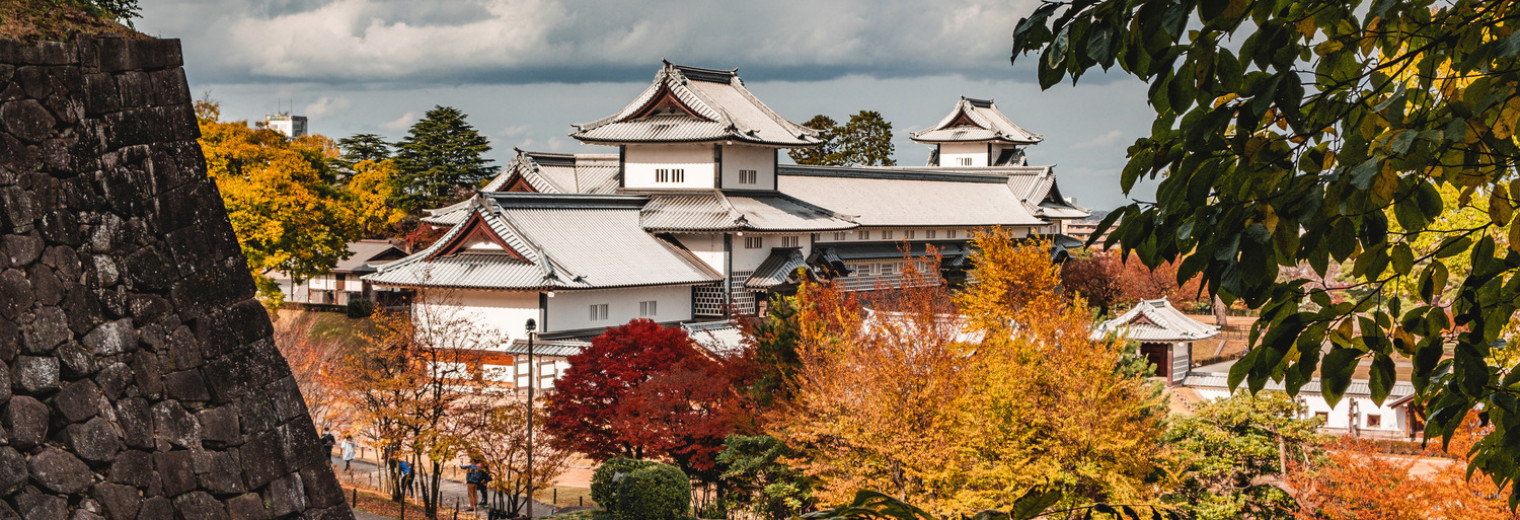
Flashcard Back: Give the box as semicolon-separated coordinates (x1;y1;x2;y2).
346;159;408;238
195;100;360;299
771;229;1167;515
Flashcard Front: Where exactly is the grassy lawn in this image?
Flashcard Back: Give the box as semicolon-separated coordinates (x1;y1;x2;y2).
542;509;600;520
536;485;596;509
272;308;379;349
342;485;431;519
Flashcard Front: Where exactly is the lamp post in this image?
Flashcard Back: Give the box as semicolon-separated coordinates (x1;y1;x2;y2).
523;318;536;519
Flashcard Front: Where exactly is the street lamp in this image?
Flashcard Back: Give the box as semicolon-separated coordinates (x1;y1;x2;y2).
523;318;536;519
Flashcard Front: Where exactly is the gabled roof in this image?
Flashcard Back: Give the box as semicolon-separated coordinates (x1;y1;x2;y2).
911;97;1042;145
421;151;622;225
683;321;748;356
333;240;407;274
367;194;721;291
635;189;858;233
746;248;808;289
776;166;1047;227
571;62;823;147
1092;298;1221;342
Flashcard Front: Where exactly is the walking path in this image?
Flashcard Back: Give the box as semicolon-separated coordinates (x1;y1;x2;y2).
332;455;561;518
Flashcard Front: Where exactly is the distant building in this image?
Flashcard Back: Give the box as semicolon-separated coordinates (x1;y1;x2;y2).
274;239;407;306
265;113;308;138
1093;298;1220;385
366;61;1091;390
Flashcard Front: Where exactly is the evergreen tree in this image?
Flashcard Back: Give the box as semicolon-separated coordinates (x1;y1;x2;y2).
392;106;499;211
786;112;895;166
337;133;393;164
838;110;896;166
788;115;840;165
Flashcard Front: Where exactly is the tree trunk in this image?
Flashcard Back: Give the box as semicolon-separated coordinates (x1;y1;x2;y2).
1212;295;1229;328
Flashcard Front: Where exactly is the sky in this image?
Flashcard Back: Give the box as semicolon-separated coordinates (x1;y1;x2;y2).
134;0;1161;212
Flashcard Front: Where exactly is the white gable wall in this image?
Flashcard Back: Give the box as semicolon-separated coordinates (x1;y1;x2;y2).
675;234;726;275
624;144;717;189
720;145;775;189
414;289;539;347
940;143;988;167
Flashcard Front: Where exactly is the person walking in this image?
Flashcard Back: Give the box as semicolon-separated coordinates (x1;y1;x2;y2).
320;429;336;466
398;459;414;498
461;459;489;511
340;436;356;473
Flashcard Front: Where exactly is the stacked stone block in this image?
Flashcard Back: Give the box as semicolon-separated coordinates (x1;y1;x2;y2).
0;36;352;519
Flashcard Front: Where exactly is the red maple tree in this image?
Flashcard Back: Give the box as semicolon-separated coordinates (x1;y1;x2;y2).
544;319;737;477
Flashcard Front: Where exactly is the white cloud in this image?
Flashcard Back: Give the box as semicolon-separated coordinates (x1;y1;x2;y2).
303;96;352;118
1071;129;1124;150
495;124;531;140
141;0;1042;85
379;111;419;131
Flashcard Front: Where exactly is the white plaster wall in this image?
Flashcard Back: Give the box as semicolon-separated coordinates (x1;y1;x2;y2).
1190;388;1409;435
546;285;693;333
720;145;775;189
940;143;988;167
415;289;540;347
813;227;1022;243
624;144;716;189
676;234;727;275
731;235;804;272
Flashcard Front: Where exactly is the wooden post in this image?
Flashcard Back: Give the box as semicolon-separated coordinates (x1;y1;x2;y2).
352;488;358;508
453;498;459;520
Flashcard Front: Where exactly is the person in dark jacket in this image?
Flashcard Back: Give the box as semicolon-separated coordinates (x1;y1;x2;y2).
461;460;492;511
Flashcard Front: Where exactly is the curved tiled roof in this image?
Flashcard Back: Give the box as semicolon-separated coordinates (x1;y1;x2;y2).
776;166;1046;227
367;194;721;291
635;189;857;233
571;62;822;147
1092;298;1221;342
911;97;1042;145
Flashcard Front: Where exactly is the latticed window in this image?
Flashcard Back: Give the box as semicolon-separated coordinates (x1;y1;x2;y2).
656;168;686;183
739;169;758;184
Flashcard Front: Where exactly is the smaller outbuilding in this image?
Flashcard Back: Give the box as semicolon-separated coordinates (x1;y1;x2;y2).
1091;298;1220;384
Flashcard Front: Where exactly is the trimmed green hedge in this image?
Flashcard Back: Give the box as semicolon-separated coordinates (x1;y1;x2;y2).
616;463;692;520
346;297;376;318
591;458;654;512
590;458;691;520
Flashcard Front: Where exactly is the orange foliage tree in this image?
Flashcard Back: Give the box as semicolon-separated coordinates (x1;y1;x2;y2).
1288;412;1517;520
770;230;1167;515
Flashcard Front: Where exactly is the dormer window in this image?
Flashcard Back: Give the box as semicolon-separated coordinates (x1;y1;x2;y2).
655;168;686;183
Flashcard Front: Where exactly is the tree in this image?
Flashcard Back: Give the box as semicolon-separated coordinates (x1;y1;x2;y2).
345;159;408;238
1059;248;1124;316
195;100;360;300
1011;0;1520;491
271;314;351;432
392;106;499;211
718;434;816;520
1287;411;1517;520
838;111;897;166
787;111;896;166
788;115;841;165
1162;392;1325;520
545;319;737;479
338;288;498;516
338;133;393;164
741;294;804;407
457;399;570;517
772;231;1166;515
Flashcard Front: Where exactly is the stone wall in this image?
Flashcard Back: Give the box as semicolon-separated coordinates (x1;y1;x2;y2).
0;36;352;519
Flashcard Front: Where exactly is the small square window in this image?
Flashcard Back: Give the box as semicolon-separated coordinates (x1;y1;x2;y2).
904;230;916;239
856;230;871;240
881;230;895;240
832;232;847;241
589;304;609;321
958;157;973;166
781;236;800;248
853;263;873;276
739;169;758;184
946;229;958;239
744;236;763;249
639;300;657;317
1365;414;1382;428
925;229;938;239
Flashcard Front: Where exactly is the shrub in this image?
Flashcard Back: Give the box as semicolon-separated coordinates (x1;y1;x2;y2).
615;463;691;520
346;297;376;318
591;458;655;512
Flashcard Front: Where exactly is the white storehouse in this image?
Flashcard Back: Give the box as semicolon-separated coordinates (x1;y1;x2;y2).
365;62;1089;387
